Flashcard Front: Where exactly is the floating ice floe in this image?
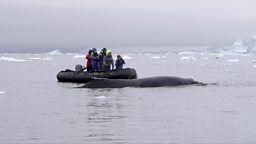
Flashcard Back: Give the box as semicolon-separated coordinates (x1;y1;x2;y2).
180;56;197;61
46;49;62;55
29;57;42;61
0;91;5;95
73;55;85;58
150;56;167;59
178;51;195;55
42;57;53;61
0;57;26;62
227;59;240;63
122;55;133;60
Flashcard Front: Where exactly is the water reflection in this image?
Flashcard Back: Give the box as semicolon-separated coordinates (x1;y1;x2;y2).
84;89;126;143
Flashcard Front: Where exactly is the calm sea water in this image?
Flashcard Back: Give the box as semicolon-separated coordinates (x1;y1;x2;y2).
0;47;256;143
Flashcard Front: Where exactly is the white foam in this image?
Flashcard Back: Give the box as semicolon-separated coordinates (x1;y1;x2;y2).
180;56;197;61
150;56;167;59
0;91;5;95
122;55;133;60
73;55;85;58
0;57;26;62
46;49;62;55
227;59;240;63
178;51;195;55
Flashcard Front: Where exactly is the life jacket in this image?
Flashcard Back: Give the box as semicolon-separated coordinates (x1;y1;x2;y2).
98;52;105;62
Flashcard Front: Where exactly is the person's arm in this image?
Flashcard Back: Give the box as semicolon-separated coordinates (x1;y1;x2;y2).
86;54;90;60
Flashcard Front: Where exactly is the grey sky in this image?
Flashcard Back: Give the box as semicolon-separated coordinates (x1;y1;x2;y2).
1;0;256;52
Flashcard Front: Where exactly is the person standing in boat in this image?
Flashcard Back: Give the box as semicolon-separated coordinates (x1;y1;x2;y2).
103;50;114;71
91;48;99;72
98;48;107;71
115;55;125;70
85;49;93;72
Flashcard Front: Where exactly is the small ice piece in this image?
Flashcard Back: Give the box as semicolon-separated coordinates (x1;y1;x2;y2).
122;55;133;60
73;55;85;58
178;51;195;55
151;56;161;59
227;59;239;63
0;57;26;62
216;54;224;59
150;56;166;59
94;95;107;99
0;91;5;95
252;65;256;68
180;56;197;61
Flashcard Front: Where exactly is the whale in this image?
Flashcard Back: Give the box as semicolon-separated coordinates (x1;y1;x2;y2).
82;76;205;88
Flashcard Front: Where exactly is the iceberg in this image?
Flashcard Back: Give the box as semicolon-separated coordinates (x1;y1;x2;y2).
232;39;248;54
249;36;256;52
46;49;62;55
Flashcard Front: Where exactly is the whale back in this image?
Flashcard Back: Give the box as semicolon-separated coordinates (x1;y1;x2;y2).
82;76;198;88
138;76;197;87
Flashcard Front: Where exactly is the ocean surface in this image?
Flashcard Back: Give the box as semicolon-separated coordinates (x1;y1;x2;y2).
0;46;256;143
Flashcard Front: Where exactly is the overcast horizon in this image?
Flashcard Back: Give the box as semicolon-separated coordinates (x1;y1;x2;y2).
1;0;256;52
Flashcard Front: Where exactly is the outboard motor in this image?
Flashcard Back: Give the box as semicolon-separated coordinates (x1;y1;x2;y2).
75;64;83;72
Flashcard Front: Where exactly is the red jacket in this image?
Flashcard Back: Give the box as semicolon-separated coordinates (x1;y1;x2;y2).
86;53;92;66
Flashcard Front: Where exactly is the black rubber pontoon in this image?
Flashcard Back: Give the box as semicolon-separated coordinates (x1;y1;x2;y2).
57;67;137;83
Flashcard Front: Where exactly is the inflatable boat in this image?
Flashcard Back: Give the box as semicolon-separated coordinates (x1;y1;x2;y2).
57;65;137;83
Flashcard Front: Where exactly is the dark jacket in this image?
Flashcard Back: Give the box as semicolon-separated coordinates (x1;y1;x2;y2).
115;58;125;69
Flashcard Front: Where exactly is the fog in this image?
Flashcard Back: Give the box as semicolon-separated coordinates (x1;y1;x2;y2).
1;0;256;52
